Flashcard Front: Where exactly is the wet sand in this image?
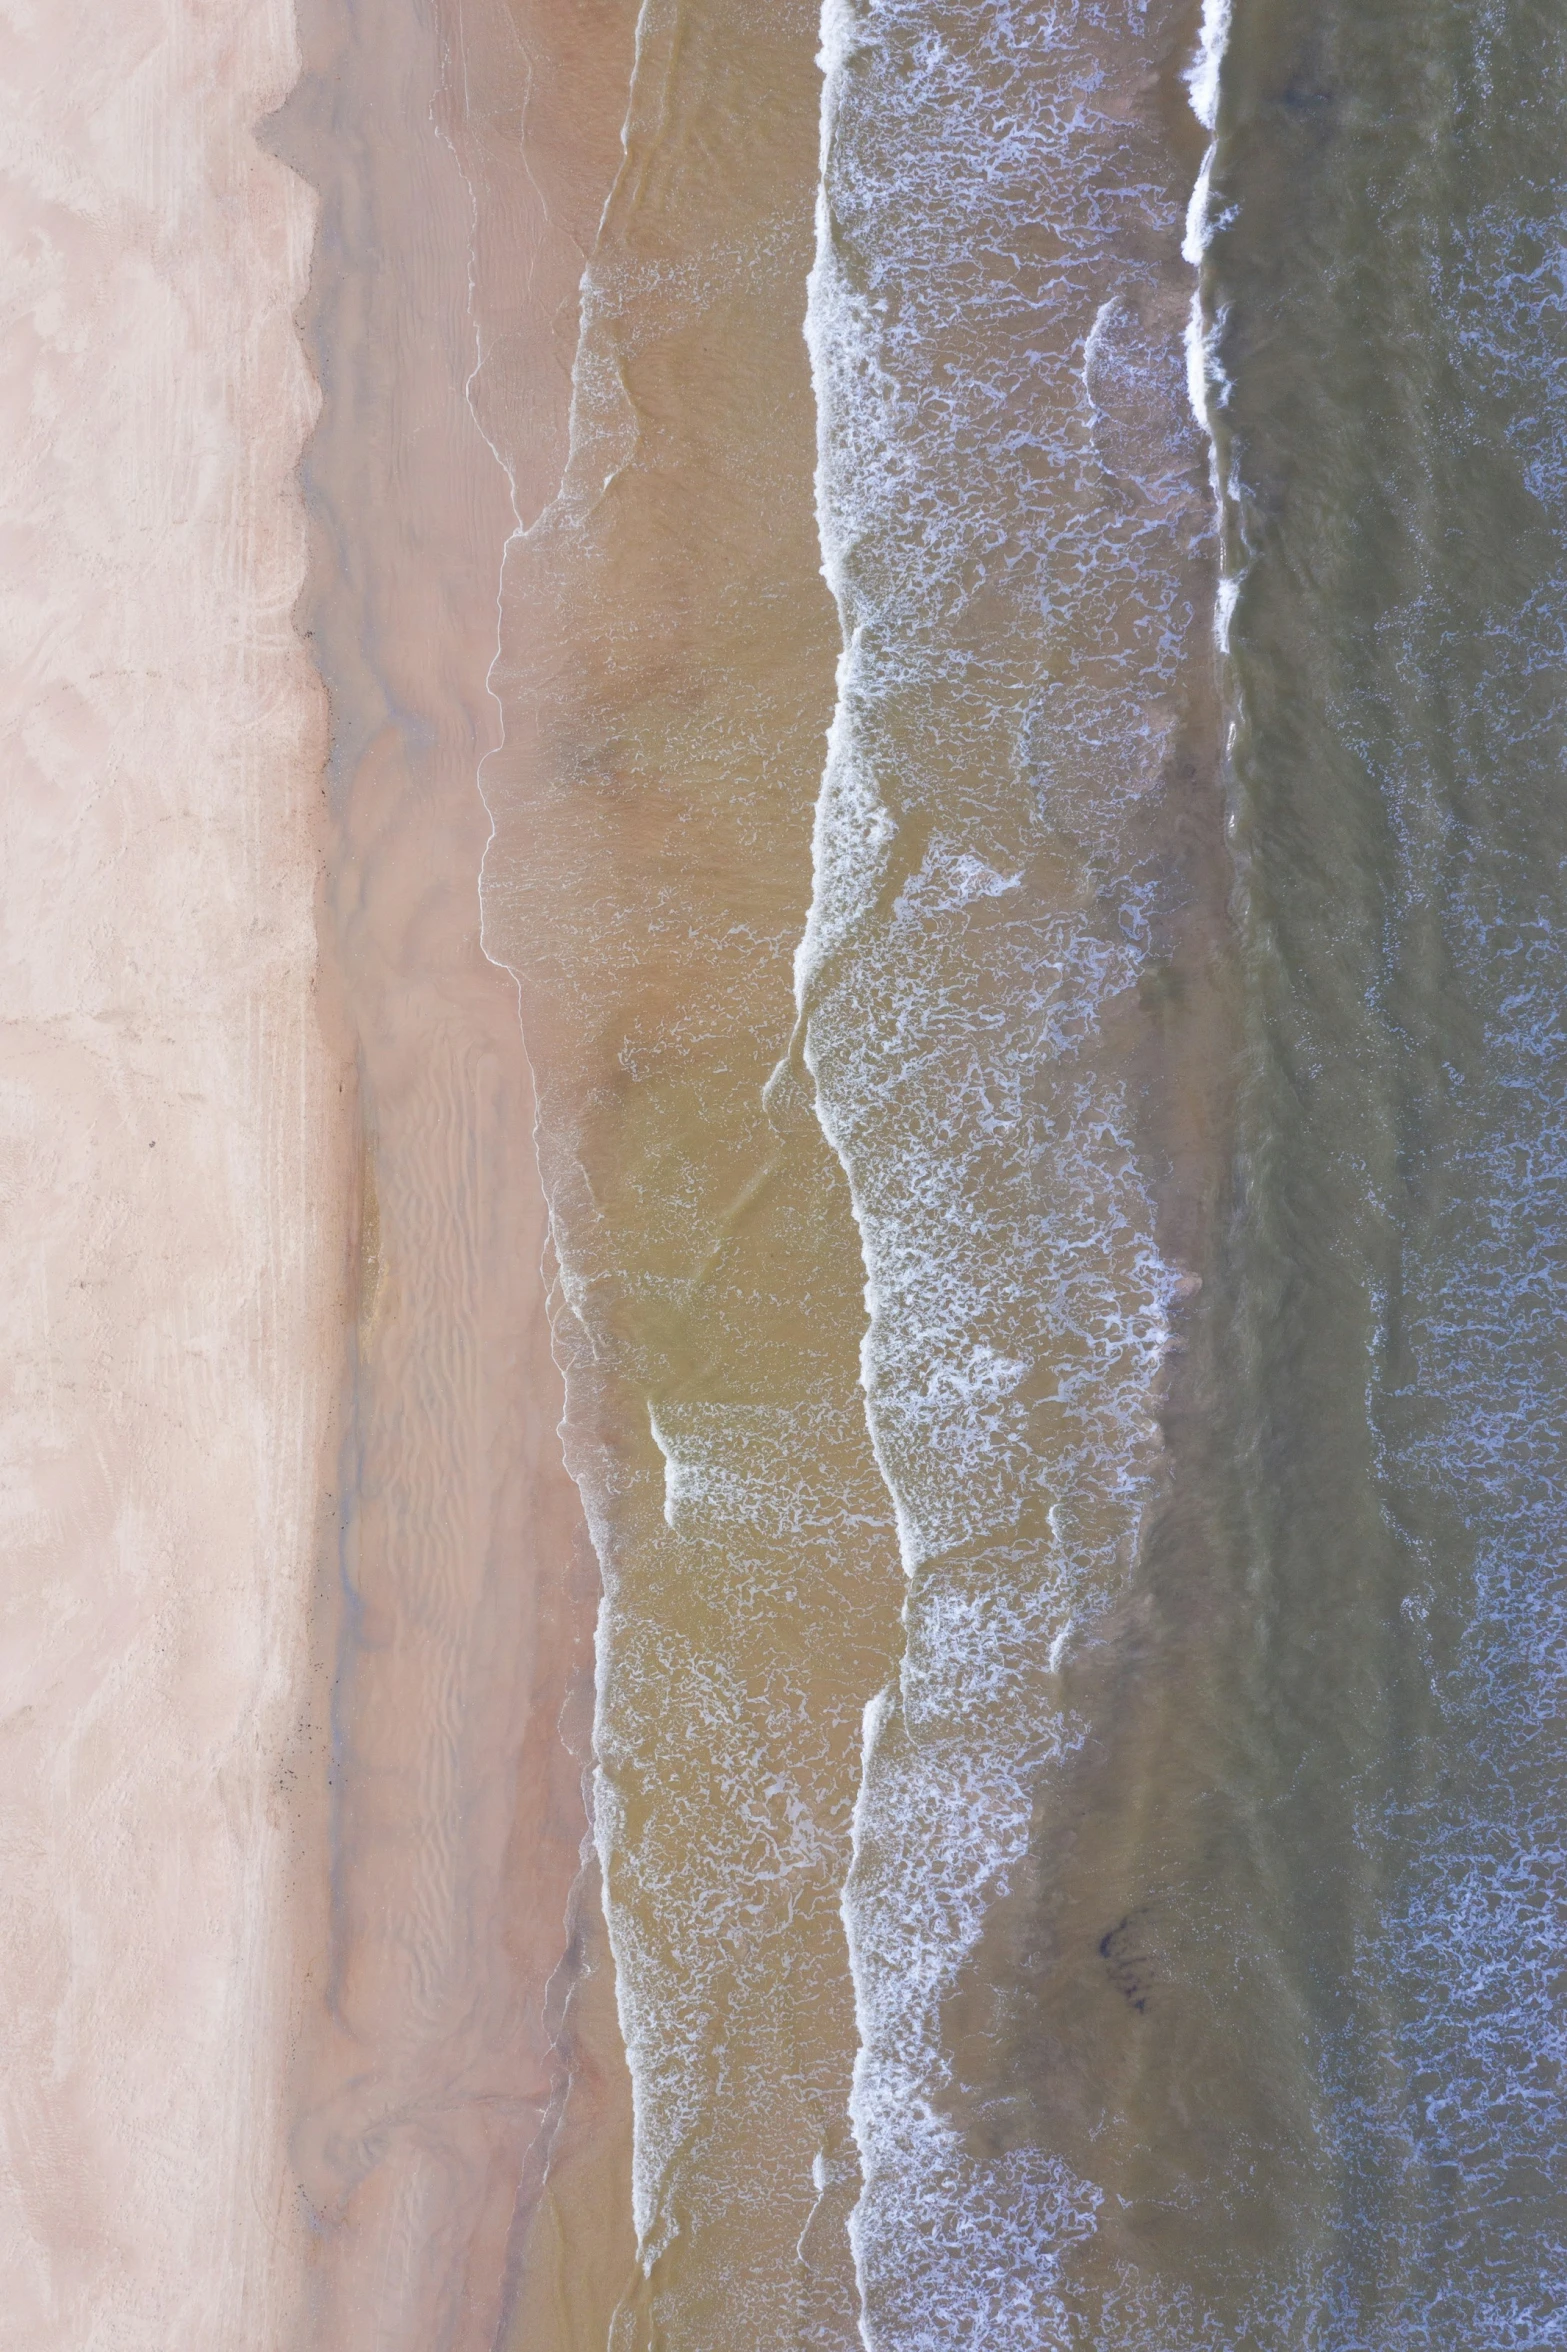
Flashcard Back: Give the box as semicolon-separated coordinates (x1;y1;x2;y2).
437;9;657;2344
271;1;642;2344
0;3;345;2341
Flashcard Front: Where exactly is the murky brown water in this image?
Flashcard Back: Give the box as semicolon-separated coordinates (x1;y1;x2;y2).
472;4;905;2343
464;0;1235;2335
288;0;1567;2341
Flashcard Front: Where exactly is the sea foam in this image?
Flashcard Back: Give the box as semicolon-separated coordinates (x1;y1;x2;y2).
799;0;1220;2338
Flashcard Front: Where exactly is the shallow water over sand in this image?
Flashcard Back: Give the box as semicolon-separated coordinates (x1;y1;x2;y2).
475;6;904;2342
463;0;1567;2340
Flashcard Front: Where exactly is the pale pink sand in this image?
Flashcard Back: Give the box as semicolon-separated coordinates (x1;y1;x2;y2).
0;1;646;2341
271;2;635;2343
0;1;345;2345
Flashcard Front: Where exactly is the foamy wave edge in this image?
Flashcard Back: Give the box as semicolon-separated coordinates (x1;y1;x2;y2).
793;0;1239;2340
1182;0;1241;648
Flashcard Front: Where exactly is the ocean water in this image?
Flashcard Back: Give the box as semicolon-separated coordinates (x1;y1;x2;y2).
475;0;1567;2340
482;5;904;2343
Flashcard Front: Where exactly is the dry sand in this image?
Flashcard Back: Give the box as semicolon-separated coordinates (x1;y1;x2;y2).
1;0;648;2341
0;0;344;2341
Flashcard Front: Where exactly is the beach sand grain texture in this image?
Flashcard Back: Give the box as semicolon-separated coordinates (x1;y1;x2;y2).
0;0;345;2344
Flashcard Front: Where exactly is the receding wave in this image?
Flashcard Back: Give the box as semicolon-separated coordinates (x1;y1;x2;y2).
798;0;1222;2338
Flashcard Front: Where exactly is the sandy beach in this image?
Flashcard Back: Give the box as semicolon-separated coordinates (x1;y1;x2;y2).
0;1;344;2340
1;0;637;2339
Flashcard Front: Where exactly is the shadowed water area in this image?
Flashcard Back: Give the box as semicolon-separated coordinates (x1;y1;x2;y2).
1139;0;1567;2335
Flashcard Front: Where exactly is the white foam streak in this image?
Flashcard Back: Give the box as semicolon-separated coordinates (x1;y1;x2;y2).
1181;0;1238;650
1184;0;1234;132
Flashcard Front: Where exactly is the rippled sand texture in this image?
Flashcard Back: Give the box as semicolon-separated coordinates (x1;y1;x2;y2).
474;3;906;2344
267;1;638;2343
0;2;341;2342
